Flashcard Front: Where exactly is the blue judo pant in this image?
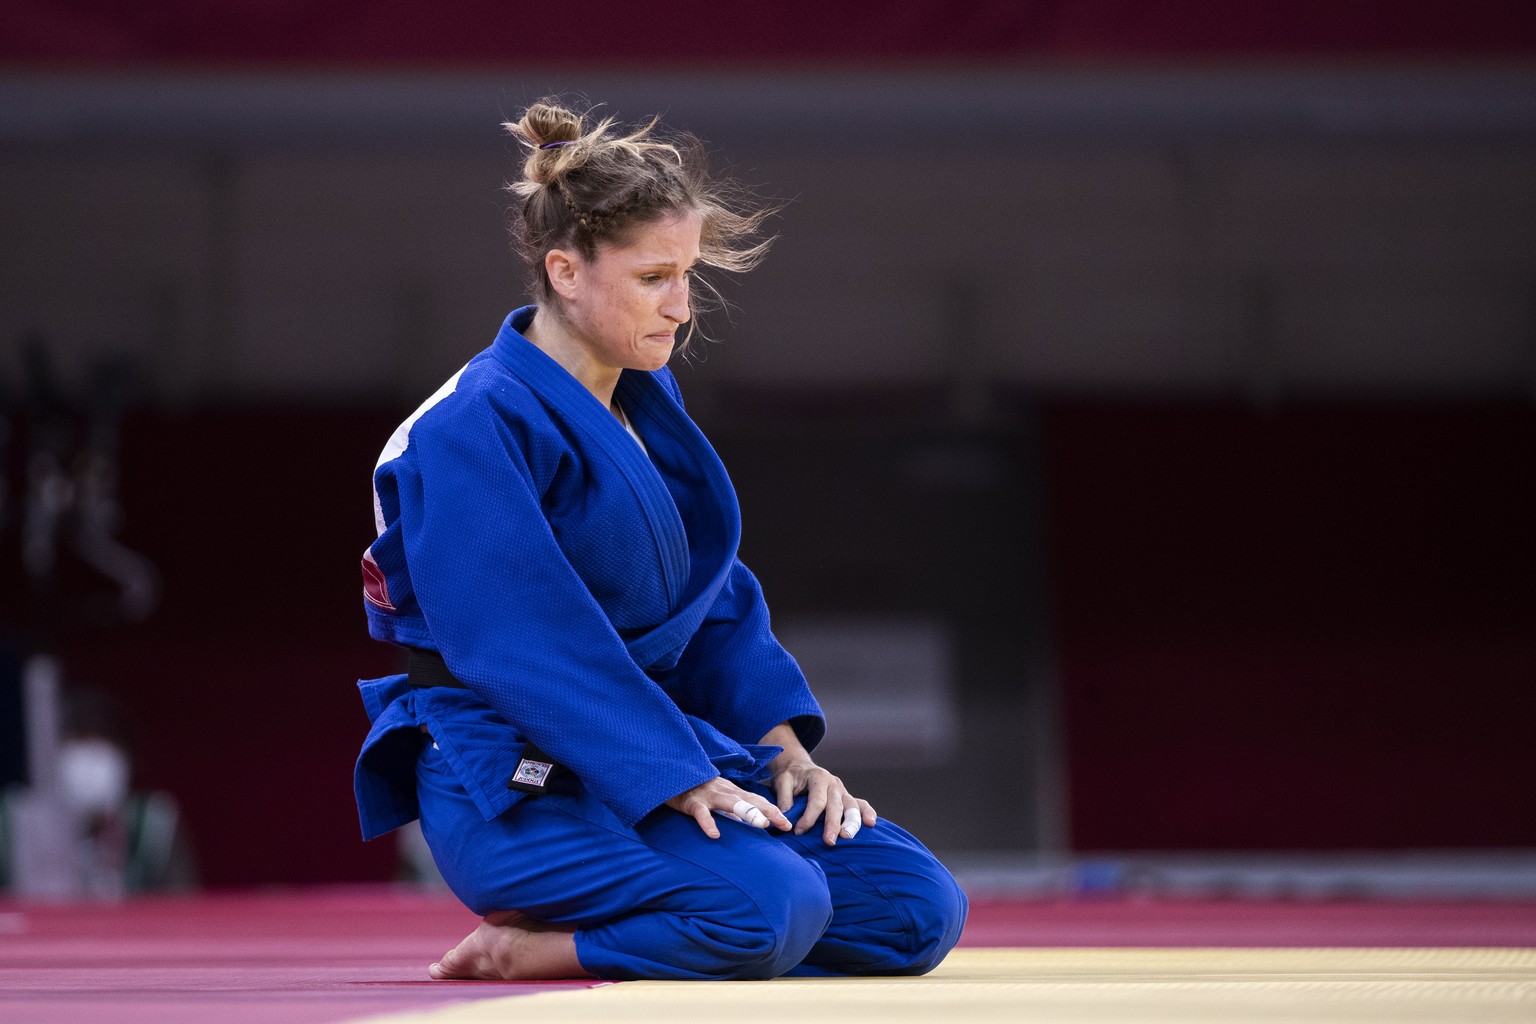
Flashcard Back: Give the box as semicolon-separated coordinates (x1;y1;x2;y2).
416;740;968;980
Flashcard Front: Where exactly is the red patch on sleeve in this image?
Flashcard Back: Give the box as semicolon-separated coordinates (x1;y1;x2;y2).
361;549;396;610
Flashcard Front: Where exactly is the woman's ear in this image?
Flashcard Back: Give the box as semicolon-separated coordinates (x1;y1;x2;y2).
546;248;579;301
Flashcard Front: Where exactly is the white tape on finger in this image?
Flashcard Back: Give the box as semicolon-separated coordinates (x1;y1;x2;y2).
731;799;770;828
840;807;862;838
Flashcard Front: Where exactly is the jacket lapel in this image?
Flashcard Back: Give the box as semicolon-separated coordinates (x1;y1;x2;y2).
490;309;741;671
616;368;741;670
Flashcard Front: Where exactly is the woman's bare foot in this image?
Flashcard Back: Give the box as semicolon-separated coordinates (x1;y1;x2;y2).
428;910;590;980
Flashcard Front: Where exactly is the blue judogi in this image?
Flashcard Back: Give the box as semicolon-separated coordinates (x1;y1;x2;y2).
354;307;966;979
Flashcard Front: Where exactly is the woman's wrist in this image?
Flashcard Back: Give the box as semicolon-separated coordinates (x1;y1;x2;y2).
759;721;814;772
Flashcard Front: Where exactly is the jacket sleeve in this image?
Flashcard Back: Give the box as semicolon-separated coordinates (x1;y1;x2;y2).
670;558;827;753
396;393;719;827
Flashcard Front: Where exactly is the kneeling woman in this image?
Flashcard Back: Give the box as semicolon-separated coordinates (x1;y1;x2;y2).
353;100;967;981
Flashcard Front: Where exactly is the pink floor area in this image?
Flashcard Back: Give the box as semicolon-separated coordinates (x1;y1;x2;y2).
2;886;1534;1024
0;887;600;1024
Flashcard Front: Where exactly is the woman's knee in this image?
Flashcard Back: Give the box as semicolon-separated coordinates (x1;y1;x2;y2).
708;874;834;980
812;854;969;977
892;867;969;975
582;850;834;980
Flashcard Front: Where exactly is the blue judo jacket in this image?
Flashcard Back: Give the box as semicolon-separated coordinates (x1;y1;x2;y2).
354;307;824;840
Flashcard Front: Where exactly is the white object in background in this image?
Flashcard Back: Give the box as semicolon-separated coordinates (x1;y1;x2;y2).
22;654;61;795
10;655;83;900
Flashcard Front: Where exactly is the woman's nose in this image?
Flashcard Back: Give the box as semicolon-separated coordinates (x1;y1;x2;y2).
662;278;691;323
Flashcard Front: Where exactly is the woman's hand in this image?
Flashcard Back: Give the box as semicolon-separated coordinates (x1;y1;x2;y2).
663;776;792;839
760;723;878;846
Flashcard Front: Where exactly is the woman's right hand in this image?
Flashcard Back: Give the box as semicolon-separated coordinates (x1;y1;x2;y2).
664;777;793;839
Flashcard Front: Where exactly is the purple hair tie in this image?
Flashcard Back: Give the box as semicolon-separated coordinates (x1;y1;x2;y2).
539;140;576;150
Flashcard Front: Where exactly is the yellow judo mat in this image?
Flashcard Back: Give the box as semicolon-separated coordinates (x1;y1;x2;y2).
352;947;1536;1024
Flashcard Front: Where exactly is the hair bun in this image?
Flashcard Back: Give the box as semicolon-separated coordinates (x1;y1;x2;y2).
515;102;582;148
505;102;586;186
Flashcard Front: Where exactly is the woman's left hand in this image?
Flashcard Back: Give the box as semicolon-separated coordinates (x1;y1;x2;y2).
759;723;878;846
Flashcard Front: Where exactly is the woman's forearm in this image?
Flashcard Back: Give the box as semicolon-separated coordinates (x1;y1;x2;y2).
759;721;812;769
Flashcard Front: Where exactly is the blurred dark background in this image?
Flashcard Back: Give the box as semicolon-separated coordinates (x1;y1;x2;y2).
1;3;1533;887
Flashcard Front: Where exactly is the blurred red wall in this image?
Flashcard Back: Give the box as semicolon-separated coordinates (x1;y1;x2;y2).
6;401;1531;883
3;1;1531;65
1048;402;1536;850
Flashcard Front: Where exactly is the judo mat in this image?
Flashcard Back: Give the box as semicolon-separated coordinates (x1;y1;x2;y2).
3;888;1534;1024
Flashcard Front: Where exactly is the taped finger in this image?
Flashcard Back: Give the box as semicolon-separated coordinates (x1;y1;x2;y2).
730;798;770;828
840;806;862;839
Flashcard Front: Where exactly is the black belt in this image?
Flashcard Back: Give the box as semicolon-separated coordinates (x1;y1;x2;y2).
407;648;467;689
406;648;566;795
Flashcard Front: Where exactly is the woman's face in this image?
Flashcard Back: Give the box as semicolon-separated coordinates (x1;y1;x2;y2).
561;209;702;375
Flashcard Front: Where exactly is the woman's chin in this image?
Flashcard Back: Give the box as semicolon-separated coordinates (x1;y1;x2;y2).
635;341;676;369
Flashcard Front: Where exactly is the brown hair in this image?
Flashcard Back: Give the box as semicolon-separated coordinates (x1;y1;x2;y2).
503;100;775;347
